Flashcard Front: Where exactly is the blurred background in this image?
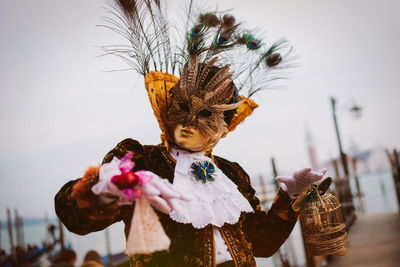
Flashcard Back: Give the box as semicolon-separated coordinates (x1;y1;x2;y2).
0;0;399;266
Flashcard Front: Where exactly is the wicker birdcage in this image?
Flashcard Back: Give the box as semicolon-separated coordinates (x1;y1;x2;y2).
299;192;350;256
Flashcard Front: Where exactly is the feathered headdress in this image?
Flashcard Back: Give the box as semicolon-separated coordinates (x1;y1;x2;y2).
101;0;296;144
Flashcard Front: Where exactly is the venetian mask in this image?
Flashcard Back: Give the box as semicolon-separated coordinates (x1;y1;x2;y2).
165;56;241;152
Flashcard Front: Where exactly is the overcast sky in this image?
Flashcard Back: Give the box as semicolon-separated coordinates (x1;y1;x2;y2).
0;0;399;219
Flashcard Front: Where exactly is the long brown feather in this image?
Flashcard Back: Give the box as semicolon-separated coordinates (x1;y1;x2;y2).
203;65;230;92
186;56;200;94
176;64;189;101
196;57;219;88
211;101;243;111
204;78;234;105
207;72;233;96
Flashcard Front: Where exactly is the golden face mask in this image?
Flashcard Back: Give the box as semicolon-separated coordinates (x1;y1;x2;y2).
144;66;258;152
173;125;212;152
164;56;242;151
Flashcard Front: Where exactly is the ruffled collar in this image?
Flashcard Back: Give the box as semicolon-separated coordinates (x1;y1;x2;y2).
168;148;253;229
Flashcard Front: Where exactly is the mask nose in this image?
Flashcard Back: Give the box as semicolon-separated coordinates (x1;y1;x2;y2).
185;114;196;127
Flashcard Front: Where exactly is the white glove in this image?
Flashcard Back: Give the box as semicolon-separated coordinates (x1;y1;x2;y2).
92;157;191;214
276;168;327;197
136;170;192;214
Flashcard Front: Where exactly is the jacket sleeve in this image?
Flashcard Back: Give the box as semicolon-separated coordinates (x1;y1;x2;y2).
54;138;145;235
220;159;299;257
243;187;299;257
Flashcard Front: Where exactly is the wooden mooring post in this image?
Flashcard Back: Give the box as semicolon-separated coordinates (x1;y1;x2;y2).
58;219;65;251
6;208;16;263
331;157;357;230
386;149;400;212
351;157;365;214
270;157;299;267
105;228;113;267
0;219;2;250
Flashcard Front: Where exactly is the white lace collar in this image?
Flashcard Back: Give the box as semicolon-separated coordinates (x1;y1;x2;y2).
168;148;254;229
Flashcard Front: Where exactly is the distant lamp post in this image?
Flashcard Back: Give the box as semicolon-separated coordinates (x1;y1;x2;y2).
330;96;362;225
330;97;349;177
349;104;362;119
330;97;363;177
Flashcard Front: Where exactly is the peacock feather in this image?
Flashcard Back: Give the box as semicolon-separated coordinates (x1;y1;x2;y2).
101;0;298;97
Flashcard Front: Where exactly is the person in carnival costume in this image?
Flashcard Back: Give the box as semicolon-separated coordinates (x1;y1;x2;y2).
55;1;327;266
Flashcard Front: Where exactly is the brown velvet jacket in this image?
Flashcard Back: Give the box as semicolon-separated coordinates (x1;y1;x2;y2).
55;138;298;267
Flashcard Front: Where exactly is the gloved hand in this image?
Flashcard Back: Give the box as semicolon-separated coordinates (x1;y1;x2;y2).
91;155;191;214
276;168;327;197
136;170;192;214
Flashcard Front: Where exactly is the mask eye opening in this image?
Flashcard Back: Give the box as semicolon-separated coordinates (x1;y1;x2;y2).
178;103;190;112
198;109;212;118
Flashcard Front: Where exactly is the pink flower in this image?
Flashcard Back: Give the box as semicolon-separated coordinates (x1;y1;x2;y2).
119;151;135;173
111;172;139;190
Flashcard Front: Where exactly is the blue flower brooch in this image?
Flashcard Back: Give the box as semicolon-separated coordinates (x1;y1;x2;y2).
190;161;216;183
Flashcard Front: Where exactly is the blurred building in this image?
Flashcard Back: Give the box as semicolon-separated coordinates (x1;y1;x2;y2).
322;147;391;177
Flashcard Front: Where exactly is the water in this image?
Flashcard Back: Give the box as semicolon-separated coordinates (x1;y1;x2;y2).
0;219;126;265
1;170;398;265
349;170;399;215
